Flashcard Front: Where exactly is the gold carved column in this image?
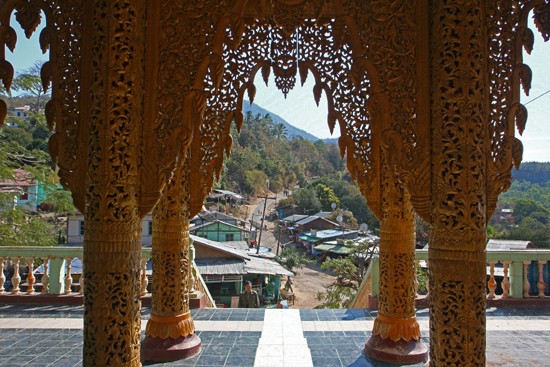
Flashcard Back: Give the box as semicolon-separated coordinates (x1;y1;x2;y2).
428;1;488;365
83;1;146;366
141;161;201;362
365;166;428;364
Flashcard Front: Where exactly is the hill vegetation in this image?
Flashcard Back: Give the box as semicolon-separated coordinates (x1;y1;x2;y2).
217;111;378;228
489;162;550;248
0;62;73;247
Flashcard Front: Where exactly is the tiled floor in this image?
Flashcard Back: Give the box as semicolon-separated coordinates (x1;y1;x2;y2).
1;304;550;366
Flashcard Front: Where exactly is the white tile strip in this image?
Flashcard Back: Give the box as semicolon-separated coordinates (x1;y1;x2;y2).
254;309;313;367
2;317;550;333
300;319;550;332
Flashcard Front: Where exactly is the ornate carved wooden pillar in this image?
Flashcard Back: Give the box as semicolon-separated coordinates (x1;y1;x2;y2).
428;1;488;365
365;166;428;364
141;161;201;362
83;1;146;365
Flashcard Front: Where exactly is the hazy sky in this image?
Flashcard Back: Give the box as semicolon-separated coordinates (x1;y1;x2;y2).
5;13;550;162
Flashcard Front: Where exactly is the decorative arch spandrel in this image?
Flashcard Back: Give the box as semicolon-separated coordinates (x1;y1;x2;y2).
485;0;550;219
0;1;89;212
186;1;388;220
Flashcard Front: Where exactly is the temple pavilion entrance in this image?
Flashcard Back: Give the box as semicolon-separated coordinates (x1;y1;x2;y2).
1;1;549;366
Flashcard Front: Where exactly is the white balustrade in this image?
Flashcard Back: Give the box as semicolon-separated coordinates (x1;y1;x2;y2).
414;260;419;294
64;257;73;294
488;261;498;298
537;260;547;298
79;268;84;295
0;257;5;293
502;261;511;298
425;260;429;297
11;258;21;294
140;258;149;296
26;257;35;294
41;257;50;294
523;260;531;298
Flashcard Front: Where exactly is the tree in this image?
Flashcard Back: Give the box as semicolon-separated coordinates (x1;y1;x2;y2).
273;123;287;139
0;120;75;247
12;60;49;112
316;238;378;308
297;171;308;188
314;183;339;211
512;198;549;224
293;187;322;214
274;247;315;274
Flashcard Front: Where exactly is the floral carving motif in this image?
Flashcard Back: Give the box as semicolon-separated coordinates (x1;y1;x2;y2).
14;0;42;38
534;2;550;42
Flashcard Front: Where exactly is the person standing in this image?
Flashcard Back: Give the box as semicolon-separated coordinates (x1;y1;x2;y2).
238;280;260;308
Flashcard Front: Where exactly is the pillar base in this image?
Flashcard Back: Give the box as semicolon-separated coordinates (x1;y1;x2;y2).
365;334;428;365
141;334;201;362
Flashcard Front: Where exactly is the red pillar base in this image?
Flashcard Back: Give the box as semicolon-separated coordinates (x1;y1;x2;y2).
141;333;201;362
365;334;428;365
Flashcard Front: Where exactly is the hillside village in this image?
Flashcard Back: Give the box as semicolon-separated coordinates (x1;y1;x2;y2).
2;94;550;310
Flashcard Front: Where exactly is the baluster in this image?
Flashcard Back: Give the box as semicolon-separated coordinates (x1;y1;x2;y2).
0;257;5;293
425;259;429;297
487;261;497;299
64;258;73;294
26;257;35;294
523;261;531;298
502;261;511;298
537;260;547;298
414;260;419;295
140;258;148;296
41;257;50;294
79;257;84;295
11;258;21;294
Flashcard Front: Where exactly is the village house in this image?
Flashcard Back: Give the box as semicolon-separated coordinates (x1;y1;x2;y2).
192;235;292;308
0;168;40;211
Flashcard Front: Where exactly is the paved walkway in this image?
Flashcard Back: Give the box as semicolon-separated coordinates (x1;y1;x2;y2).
1;305;550;366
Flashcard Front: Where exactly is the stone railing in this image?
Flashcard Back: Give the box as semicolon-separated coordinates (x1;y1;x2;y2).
0;246;216;307
351;249;550;306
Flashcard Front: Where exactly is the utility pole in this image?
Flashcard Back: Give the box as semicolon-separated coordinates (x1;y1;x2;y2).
276;224;282;256
256;193;277;254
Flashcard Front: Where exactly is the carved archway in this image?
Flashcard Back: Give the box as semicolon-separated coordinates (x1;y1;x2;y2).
1;0;549;366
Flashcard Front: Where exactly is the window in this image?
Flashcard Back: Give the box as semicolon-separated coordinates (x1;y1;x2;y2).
80;221;85;236
148;221;153;235
225;233;234;241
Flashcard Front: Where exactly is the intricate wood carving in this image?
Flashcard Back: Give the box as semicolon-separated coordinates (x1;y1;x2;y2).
146;160;196;340
372;164;420;343
191;2;384;219
428;1;488;365
82;1;147;365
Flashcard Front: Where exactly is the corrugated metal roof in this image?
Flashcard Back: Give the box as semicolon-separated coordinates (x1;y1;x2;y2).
425;240;534;251
195;255;293;277
296;216;338;226
487;239;533;250
313;244;353;255
213;189;244;200
245;256;294;277
191;235;251;260
314;212;332;218
195;259;247;275
304;229;358;240
282;214;308;222
190;220;250;233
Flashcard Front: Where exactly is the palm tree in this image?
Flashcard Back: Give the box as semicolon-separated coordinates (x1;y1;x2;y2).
274;122;287;140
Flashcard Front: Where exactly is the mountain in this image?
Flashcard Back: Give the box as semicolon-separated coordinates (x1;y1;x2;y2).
242;100;320;142
322;137;339;145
